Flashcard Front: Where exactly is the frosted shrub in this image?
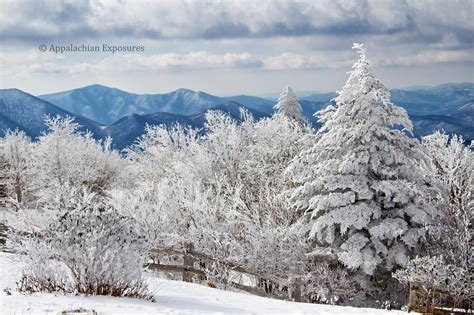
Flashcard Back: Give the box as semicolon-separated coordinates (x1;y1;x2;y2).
303;261;358;305
394;256;472;309
17;233;71;293
245;227;307;287
17;191;152;300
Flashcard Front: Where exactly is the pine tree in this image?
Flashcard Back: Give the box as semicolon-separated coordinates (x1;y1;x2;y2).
286;43;433;275
274;86;303;122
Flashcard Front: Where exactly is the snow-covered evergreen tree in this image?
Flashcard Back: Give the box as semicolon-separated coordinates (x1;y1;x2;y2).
286;43;434;276
274;86;303;122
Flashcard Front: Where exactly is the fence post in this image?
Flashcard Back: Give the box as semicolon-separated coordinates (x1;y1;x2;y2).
183;242;194;282
291;277;302;302
0;155;8;207
408;282;417;313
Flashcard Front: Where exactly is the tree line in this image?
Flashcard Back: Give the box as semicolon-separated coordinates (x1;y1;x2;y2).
0;44;471;310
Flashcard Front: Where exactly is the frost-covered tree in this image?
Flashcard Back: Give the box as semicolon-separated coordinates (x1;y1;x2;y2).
391;133;473;310
123;122;209;244
32;116;123;210
286;43;434;276
120;109;310;291
0;130;34;205
421;132;473;271
17;189;152;299
274;86;303;122
393;256;472;310
125;123;203;182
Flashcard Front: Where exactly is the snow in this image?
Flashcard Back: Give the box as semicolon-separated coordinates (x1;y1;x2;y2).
0;253;405;315
274;86;303;121
285;44;433;276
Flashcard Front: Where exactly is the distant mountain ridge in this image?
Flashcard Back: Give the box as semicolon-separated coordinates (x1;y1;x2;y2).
0;88;102;138
1;83;473;149
0;89;270;149
40;82;473;124
39;84;274;125
102;102;269;148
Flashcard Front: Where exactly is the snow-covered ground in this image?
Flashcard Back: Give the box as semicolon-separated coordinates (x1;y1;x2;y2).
0;253;405;315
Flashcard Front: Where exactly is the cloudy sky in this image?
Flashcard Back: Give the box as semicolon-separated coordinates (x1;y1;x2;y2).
0;0;473;96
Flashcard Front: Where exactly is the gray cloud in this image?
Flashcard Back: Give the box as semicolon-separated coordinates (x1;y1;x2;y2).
21;51;264;74
1;0;472;47
11;47;470;76
1;0;472;95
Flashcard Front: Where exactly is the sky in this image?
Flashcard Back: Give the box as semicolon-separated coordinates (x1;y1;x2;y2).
0;0;473;96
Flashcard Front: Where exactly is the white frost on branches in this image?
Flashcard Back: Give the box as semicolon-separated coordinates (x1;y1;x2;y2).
16;189;151;299
420;131;473;281
2;44;472;307
274;86;303;122
393;256;472;305
286;43;434;275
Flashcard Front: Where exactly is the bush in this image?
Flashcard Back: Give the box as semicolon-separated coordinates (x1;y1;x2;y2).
303;260;358;305
17;191;153;300
393;256;472;310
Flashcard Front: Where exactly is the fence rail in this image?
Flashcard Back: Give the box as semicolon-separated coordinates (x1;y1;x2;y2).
0;221;298;301
408;282;472;314
147;244;301;301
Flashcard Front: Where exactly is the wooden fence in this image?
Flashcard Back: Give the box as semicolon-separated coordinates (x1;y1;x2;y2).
145;243;302;302
0;222;7;247
408;282;473;314
0;225;301;301
0;228;298;302
2;221;473;310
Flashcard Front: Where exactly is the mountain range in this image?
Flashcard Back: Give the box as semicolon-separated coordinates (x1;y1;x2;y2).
0;88;269;149
39;85;275;125
0;83;472;149
0;88;103;138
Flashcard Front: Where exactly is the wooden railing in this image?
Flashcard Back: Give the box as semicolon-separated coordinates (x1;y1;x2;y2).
146;243;302;302
408;282;472;314
0;221;302;302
